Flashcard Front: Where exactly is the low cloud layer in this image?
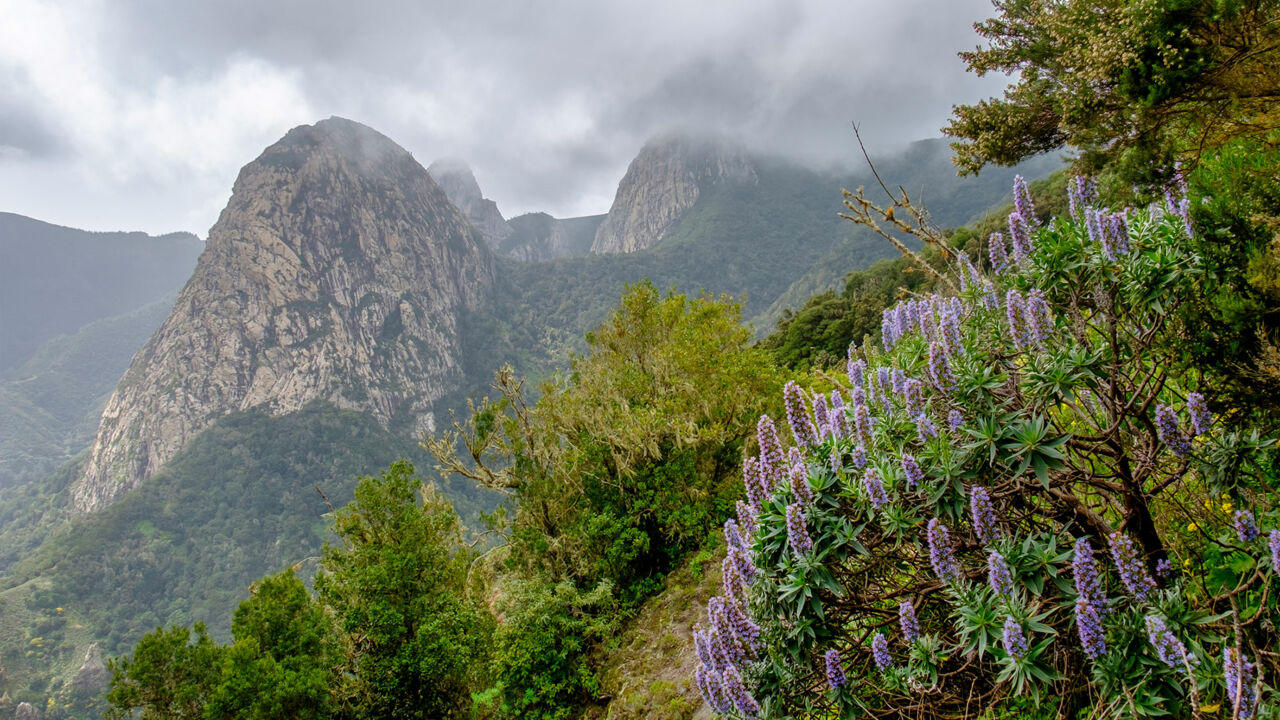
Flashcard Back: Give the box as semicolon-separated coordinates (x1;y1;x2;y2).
0;0;1009;234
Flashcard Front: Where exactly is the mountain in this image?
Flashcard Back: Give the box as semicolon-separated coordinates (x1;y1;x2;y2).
0;121;1060;714
590;133;757;254
69;117;494;514
498;211;605;260
0;297;175;489
427;158;513;247
0;213;201;372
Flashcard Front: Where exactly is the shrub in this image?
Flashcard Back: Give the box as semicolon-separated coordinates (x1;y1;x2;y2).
694;177;1278;719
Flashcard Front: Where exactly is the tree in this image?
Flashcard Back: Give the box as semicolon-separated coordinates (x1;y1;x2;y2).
205;569;338;719
105;624;222;720
315;460;490;720
944;0;1280;180
428;281;784;597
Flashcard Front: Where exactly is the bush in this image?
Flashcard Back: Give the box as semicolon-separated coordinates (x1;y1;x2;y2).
693;177;1279;719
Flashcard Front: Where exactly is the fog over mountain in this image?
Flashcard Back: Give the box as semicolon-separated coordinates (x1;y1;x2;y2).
0;0;1011;235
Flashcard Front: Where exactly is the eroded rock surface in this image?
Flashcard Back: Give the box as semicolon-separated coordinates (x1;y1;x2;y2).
72;117;493;513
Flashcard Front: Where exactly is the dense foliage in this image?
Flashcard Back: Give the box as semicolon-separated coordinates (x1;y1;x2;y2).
944;0;1280;181
105;461;488;720
430;282;784;718
693;178;1280;719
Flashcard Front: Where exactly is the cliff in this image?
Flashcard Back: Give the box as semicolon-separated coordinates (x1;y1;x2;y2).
427;158;513;248
590;134;757;254
70;117;493;513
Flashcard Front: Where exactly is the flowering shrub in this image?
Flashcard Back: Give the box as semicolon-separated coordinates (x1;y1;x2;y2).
694;178;1279;718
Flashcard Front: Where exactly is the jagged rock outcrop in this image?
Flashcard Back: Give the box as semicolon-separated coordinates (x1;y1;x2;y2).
500;212;604;261
69;643;109;699
591;134;757;254
71;117;493;513
14;702;40;720
427;158;512;247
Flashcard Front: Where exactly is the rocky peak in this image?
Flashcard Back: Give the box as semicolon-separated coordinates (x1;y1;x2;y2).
590;133;757;254
69;643;109;699
70;117;493;514
427;157;512;247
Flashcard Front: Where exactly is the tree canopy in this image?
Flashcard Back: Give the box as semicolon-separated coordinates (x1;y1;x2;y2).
945;0;1280;179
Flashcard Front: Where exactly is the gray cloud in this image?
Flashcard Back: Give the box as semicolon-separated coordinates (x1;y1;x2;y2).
0;0;1009;234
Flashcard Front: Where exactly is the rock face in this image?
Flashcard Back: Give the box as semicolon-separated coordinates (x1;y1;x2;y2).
590;134;756;254
71;117;493;513
500;212;604;261
427;158;512;248
69;643;110;699
14;702;41;720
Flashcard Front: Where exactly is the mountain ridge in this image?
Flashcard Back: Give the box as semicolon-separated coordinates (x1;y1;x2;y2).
70;117;494;514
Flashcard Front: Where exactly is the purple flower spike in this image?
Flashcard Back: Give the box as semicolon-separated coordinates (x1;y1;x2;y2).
929;341;955;392
853;402;872;446
694;629;716;671
1025;289;1051;346
1008;211;1032;263
851;445;867;470
1085;208;1104;247
812;394;830;436
825;649;847;689
1068;175;1093;223
948;409;964;432
1145;615;1195;670
899;600;920;642
927;518;962;584
914;412;938;443
786;503;812;557
891;368;906;397
988;550;1014;598
970;486;1000;545
722;555;748;604
989;232;1009;274
789;459;813;506
1154;557;1173;579
757;415;784;493
1224;648;1258;718
721;664;760;717
1072;537;1107;610
848;356;866;390
1005;290;1030;349
1155;404;1193;457
1013;174;1036;226
1002;616;1028;659
1075;597;1106;659
736;501;758;539
784;381;817;447
695;664;732;714
742;457;766;510
901;454;923;490
863;468;889;508
1270;529;1280;574
1099;211;1129;261
904;379;923;416
871;632;891;670
1235;510;1259;543
1109;532;1157;602
1187;392;1212;436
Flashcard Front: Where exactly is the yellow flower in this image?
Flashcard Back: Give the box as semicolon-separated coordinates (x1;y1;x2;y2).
1187;522;1198;531
1222;501;1233;513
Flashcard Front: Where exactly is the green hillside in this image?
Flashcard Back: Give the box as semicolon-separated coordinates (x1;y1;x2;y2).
0;297;177;488
0;213;202;372
0;401;495;709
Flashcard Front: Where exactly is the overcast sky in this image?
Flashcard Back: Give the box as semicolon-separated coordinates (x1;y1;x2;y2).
0;0;1010;236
